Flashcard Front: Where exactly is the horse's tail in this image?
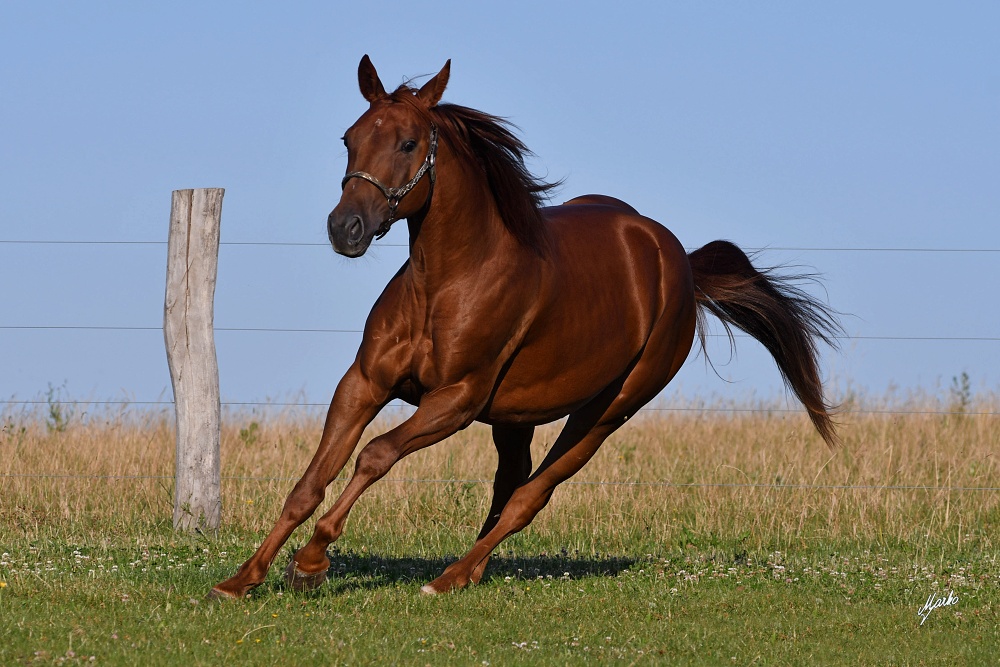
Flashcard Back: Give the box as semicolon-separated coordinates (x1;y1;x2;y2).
687;240;842;448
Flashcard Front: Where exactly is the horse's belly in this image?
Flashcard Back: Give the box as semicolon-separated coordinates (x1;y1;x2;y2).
480;331;641;424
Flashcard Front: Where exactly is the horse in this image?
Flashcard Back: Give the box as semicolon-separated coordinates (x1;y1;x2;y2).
209;55;841;599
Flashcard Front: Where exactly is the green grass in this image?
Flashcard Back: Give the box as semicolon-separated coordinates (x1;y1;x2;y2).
3;525;998;665
2;404;999;664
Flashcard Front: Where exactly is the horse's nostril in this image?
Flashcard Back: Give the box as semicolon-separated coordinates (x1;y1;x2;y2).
347;217;364;244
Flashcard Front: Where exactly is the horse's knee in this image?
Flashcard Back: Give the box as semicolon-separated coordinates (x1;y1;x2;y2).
280;483;325;524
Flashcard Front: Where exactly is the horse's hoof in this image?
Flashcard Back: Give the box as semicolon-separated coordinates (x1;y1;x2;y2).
206;587;240;602
420;574;464;595
284;559;328;592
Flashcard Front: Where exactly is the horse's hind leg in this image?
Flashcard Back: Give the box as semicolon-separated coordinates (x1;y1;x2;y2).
422;308;695;594
468;425;533;584
422;405;621;594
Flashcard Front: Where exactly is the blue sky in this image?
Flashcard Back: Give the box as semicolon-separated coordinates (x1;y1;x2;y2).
2;2;998;409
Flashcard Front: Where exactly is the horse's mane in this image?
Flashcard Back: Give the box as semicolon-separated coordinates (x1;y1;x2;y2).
391;85;559;251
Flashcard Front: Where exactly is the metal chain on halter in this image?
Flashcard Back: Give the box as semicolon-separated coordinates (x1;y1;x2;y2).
341;125;439;239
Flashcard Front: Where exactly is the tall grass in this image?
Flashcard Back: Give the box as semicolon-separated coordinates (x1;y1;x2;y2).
3;393;998;557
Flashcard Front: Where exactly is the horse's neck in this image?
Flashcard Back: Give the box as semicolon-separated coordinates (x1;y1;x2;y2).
406;168;513;286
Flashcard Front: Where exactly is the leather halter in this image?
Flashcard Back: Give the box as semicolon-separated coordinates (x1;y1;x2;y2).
341;125;439;239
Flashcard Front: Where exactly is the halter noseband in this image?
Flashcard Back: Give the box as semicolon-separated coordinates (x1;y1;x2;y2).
340;125;439;240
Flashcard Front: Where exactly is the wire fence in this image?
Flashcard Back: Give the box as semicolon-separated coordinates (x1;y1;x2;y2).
2;238;998;497
2;238;997;419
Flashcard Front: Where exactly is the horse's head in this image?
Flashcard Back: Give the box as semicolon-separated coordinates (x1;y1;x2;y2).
328;55;450;257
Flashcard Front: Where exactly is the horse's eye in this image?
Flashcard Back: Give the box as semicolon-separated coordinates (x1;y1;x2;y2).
401;140;417;153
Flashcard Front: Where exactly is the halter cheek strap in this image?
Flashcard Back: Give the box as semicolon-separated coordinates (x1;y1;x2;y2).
341;125;439;239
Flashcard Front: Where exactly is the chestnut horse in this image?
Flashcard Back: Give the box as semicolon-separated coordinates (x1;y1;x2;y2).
210;56;840;599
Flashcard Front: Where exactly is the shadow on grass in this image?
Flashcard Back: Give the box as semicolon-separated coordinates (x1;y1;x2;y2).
270;547;637;596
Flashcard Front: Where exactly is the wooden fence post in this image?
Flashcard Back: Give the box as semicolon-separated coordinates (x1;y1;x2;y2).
164;188;224;531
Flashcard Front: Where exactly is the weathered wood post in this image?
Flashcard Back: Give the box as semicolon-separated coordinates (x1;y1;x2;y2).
164;188;224;531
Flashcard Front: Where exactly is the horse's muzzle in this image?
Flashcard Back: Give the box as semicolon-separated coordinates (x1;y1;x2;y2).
328;209;370;257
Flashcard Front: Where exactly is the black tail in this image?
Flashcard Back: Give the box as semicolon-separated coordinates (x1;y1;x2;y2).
687;240;843;447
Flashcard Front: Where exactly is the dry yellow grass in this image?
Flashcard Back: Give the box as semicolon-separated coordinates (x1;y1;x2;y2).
2;397;998;555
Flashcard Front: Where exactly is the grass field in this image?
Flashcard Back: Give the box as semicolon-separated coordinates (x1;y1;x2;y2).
1;394;998;665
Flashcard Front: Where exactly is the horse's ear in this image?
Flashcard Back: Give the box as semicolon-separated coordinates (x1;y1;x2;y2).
358;54;386;103
417;59;451;107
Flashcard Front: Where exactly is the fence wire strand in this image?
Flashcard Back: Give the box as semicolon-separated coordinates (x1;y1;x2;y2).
1;325;997;342
4;239;1000;252
1;471;997;492
1;398;997;417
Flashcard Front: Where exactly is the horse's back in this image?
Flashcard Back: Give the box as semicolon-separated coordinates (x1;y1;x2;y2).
558;194;641;215
544;194;690;289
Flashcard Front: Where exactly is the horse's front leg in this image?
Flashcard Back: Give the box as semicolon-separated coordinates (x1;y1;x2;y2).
208;363;386;599
284;383;482;591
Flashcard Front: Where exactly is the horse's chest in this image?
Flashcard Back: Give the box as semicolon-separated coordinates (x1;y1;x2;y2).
406;317;503;391
407;333;439;387
396;282;520;392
